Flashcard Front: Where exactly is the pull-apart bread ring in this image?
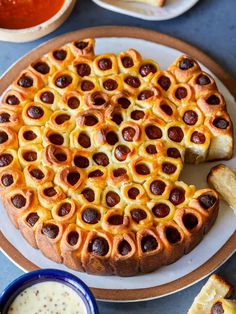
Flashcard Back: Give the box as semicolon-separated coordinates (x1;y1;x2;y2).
0;38;232;276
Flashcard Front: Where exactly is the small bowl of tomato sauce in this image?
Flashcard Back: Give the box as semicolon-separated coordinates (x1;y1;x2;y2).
0;0;76;42
0;269;99;314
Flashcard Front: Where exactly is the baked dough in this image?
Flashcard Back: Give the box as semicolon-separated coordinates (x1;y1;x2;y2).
211;298;236;314
0;38;233;276
208;164;236;215
188;274;234;314
122;0;166;7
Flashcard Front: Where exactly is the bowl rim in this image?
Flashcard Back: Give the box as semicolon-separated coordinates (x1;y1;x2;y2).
0;268;99;314
0;0;73;33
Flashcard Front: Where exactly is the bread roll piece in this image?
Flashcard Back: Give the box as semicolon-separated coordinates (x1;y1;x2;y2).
207;164;236;215
188;274;233;314
122;0;166;7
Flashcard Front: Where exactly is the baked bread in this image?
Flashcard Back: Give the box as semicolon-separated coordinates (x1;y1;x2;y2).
188;274;234;313
122;0;166;7
0;38;233;276
208;164;236;215
211;298;236;314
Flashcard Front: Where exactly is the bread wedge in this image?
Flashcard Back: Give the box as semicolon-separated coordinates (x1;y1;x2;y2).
207;164;236;215
122;0;166;7
210;298;236;314
188;274;233;314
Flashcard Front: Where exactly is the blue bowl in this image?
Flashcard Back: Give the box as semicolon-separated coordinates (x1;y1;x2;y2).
0;269;99;314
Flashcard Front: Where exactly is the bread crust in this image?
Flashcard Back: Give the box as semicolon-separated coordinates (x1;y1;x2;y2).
211;298;236;313
35;219;64;263
111;232;139;276
60;224;87;271
121;0;166;7
18;207;51;248
188;274;234;314
208;164;236;214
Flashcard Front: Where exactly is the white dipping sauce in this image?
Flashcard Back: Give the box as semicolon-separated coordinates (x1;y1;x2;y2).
7;281;88;314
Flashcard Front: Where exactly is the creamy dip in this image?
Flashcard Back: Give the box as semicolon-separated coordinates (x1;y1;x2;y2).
7;281;87;314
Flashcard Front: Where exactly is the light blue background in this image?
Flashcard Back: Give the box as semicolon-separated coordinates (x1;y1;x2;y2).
0;0;235;313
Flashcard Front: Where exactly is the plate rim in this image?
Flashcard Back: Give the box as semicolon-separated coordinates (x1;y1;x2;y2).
91;0;200;21
0;25;235;302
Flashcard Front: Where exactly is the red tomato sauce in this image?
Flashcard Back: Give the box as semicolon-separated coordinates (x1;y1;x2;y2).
0;0;65;29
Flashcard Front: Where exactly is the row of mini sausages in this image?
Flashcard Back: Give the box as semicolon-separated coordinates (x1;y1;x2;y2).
14;191;219;276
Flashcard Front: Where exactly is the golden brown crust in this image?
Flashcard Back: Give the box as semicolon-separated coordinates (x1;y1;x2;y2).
23;163;54;188
102;208;130;234
0;149;20;171
197;91;226;115
38;183;66;209
118;49;142;74
1;89;26;111
188;188;219;233
157;221;186;264
69;38;95;59
60;224;87;271
54;166;85;194
169;83;195;105
168;55;200;83
81;230;113;275
18;126;42;146
189;71;216;99
207;164;236;215
152;97;178;122
29;57;55;83
123;0;166;7
12;69;44;98
22;101;52;126
111;232;139;276
0;168;25;192
49;70;79;95
0;127;18;152
159;0;166;6
205;111;233;161
184;125;212;164
18;207;51;248
210;298;236;313
93;53;118;77
47;45;75;70
42;144;72;169
0;39;232;276
0;109;22;131
51;198;78;224
173;207;205;253
34;87;61;111
35;219;64;263
137;228;164;273
188;274;234;314
3;188;37;228
211;275;234;298
18;144;43;168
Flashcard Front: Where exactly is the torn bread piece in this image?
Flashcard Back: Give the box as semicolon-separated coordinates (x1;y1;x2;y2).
122;0;166;7
188;274;233;314
207;164;236;215
210;298;236;314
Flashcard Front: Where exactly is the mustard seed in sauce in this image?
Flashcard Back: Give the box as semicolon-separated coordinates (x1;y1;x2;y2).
7;281;87;314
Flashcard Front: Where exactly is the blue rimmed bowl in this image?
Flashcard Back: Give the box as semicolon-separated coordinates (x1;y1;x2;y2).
0;269;99;314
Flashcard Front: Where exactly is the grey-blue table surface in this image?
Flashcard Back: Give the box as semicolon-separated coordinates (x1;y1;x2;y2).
0;0;235;313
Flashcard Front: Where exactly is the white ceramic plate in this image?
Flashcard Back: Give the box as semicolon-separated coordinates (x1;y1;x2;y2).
0;35;236;302
91;0;200;20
